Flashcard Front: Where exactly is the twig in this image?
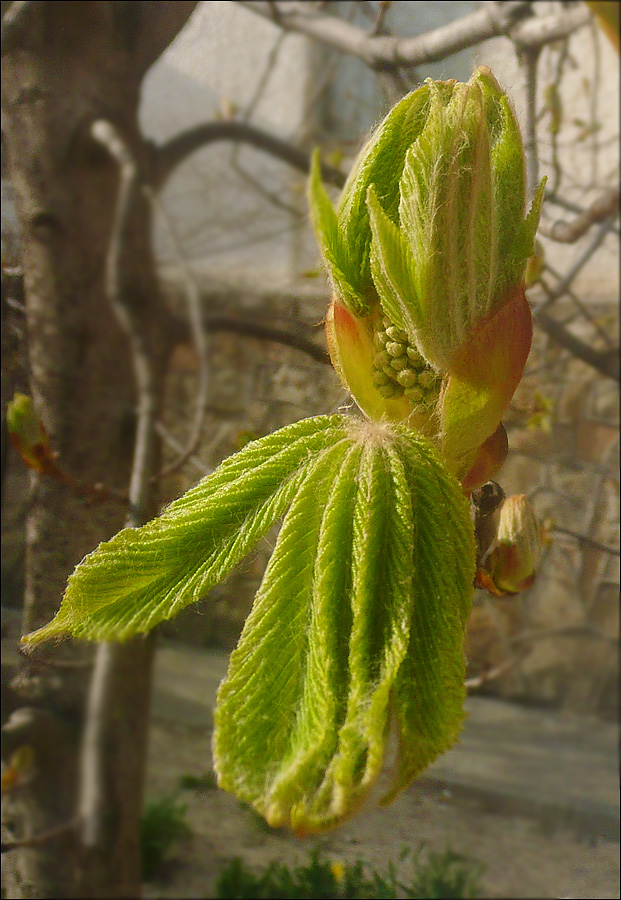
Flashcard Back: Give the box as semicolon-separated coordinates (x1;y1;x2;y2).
545;37;569;195
538;264;615;349
155;422;211;477
517;44;541;197
154;120;346;190
507;623;618;646
465;654;524;691
587;16;601;189
80;121;160;852
91;121;158;525
238;30;286;128
535;217;618;313
228;31;305;216
553;526;620;557
535;309;619;380
539;187;619;243
144;187;210;479
510;4;591;48
358;0;414;102
237;1;588;68
545;191;620;235
1;819;76;854
231;162;303;217
204;313;331;364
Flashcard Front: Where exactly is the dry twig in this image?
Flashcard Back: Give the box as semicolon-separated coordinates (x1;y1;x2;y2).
540;187;619;243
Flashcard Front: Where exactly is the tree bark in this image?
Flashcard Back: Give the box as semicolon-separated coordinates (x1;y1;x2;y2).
1;3;196;896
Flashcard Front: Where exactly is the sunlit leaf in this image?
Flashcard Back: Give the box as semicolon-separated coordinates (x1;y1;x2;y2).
213;419;475;832
23;416;347;644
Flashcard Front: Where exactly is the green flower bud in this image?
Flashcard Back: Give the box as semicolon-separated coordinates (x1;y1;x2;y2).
310;67;545;488
366;67;545;371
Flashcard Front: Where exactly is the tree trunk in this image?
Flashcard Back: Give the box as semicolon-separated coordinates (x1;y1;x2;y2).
1;3;196;896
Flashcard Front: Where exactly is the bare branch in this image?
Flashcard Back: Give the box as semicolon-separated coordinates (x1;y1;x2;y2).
536;218;618;313
224;32;302;213
156;421;211;477
91;120;158;525
510;3;591;48
154;120;346;189
530;214;619;380
239;31;287;124
237;1;588;69
546;191;620;232
535;309;619;380
203;313;331;365
540;187;619;243
77;637;155;852
465;654;526;691
538;265;615;349
508;623;618;646
80;121;160;853
518;44;542;196
553;526;620;557
1;819;76;854
239;0;513;66
465;617;618;690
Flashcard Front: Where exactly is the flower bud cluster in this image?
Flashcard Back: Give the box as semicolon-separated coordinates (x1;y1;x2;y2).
310;66;545;488
372;316;441;413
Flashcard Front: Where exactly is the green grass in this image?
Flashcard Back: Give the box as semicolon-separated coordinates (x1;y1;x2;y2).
140;792;192;881
178;770;218;793
215;845;484;899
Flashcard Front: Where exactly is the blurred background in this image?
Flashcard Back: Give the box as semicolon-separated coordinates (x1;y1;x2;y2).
1;2;619;898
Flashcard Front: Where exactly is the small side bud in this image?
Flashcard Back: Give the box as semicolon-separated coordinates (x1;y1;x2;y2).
477;494;543;595
6;393;59;476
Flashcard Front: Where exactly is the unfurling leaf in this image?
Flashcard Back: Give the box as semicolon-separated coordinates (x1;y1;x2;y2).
23;416;346;644
213;418;475;833
24;416;475;833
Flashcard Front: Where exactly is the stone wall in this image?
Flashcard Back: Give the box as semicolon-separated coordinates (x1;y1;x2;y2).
466;302;619;718
159;271;619;718
157;270;345;649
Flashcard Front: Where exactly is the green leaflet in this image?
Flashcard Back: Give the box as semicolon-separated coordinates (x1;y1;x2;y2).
384;431;476;801
336;85;431;298
308;86;431;318
308;153;372;317
23;416;347;644
367;185;422;349
213;418;475;833
213;436;355;829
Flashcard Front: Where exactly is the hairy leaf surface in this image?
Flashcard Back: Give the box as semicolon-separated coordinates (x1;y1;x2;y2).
24;415;475;834
23;416;347;644
213;419;475;832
